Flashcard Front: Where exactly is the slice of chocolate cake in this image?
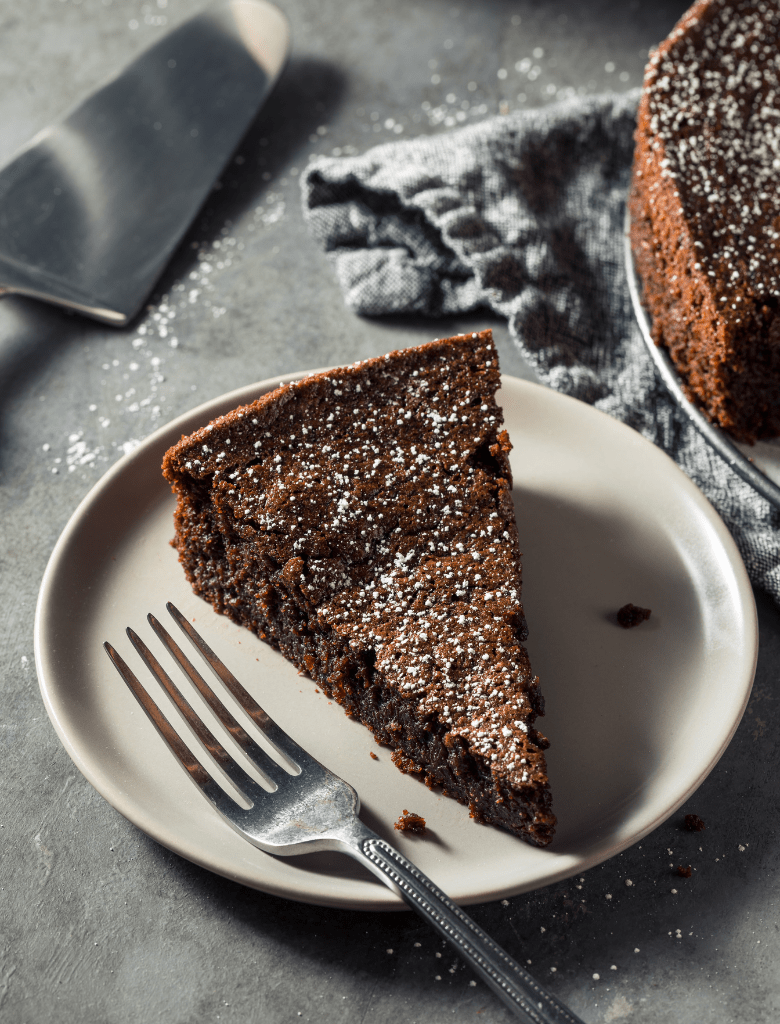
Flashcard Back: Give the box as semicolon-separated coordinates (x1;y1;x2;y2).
162;330;555;846
629;0;780;444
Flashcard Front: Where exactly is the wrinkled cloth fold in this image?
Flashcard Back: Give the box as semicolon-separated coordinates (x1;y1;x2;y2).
302;92;780;603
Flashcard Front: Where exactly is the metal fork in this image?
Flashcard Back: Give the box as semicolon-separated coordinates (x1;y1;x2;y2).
104;602;585;1024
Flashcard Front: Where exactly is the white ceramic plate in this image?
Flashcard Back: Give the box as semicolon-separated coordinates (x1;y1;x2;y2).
35;373;757;911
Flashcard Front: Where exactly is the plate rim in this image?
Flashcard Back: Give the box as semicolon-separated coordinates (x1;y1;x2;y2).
34;370;758;910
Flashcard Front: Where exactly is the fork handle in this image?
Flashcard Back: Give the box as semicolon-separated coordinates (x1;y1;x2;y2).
341;828;585;1024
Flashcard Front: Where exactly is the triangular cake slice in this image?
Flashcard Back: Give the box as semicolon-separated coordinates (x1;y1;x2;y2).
162;330;555;846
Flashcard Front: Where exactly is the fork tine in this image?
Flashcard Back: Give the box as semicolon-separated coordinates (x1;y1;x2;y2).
125;628;272;798
146;613;292;788
104;641;239;815
166;602;321;773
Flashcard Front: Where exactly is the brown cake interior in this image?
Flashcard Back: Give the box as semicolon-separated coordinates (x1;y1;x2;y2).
162;330;555;846
629;0;780;444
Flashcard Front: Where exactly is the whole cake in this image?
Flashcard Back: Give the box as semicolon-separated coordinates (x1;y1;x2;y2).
629;0;780;444
162;330;555;846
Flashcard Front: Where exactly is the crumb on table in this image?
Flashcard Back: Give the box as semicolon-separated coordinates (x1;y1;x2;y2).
684;813;706;832
617;603;652;628
370;751;378;760
394;809;426;834
677;865;692;878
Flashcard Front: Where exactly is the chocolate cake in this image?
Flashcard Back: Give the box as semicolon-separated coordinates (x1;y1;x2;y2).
629;0;780;444
394;810;427;834
162;330;555;846
617;603;651;629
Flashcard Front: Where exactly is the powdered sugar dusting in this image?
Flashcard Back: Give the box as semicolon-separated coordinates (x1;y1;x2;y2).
166;331;553;839
642;0;780;301
40;176;288;479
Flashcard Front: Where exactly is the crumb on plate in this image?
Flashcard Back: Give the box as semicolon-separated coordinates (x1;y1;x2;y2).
394;809;426;834
617;603;652;628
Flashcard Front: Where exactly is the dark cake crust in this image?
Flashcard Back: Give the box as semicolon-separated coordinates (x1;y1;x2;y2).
629;0;780;444
162;331;555;846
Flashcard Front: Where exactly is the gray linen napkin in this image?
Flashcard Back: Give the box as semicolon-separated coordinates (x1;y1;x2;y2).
302;92;780;604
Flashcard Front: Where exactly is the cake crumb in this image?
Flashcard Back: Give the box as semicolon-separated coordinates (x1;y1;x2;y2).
684;814;706;832
370;751;379;760
677;865;692;878
394;809;426;834
617;603;651;628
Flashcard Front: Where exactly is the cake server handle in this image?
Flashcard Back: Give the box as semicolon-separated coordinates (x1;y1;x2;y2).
337;823;585;1024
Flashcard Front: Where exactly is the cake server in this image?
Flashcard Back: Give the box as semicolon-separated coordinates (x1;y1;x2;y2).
0;0;289;325
105;602;585;1024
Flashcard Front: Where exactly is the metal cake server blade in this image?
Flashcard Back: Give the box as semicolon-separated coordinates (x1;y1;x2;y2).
0;0;289;325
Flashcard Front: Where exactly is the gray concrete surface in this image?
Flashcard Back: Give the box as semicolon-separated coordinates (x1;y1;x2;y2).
3;1;779;1021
